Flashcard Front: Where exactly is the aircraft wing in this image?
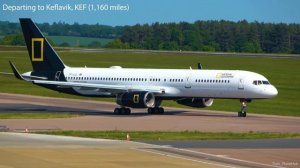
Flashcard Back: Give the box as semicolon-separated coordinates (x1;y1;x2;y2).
33;80;165;95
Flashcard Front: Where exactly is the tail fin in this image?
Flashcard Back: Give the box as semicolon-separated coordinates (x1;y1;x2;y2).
19;18;65;73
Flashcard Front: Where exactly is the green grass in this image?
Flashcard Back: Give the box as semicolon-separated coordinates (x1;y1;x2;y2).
0;112;81;119
46;36;113;47
0;48;300;116
0;45;27;51
37;130;300;140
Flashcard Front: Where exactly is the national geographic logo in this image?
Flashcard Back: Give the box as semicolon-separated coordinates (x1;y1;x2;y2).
133;94;139;103
31;38;44;61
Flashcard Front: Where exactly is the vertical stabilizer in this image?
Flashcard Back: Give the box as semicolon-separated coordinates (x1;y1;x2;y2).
19;18;65;73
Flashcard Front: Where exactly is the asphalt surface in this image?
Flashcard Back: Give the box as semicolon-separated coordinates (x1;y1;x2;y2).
139;139;300;149
0;132;225;168
1;132;299;168
1;93;300;167
0;93;300;133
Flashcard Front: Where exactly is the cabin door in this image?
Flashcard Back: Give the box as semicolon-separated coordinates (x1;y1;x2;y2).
185;74;192;88
238;78;244;90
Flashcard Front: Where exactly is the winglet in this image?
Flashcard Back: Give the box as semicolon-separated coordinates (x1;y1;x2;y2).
9;61;25;80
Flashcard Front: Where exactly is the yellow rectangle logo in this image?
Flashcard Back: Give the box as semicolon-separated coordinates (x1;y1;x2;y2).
31;38;44;61
133;94;139;103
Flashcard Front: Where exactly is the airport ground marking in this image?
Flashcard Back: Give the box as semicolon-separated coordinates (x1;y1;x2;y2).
173;147;284;168
133;148;234;168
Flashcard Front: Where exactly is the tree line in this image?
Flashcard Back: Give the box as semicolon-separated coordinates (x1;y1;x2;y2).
120;20;300;54
0;21;124;38
0;20;300;53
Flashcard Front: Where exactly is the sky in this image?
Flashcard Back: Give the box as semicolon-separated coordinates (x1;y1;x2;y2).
0;0;300;26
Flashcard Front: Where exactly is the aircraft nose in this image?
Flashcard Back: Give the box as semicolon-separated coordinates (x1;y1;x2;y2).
267;85;278;98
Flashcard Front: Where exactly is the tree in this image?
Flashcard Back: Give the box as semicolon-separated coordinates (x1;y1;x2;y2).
292;41;300;54
1;20;300;54
105;39;129;49
0;33;25;45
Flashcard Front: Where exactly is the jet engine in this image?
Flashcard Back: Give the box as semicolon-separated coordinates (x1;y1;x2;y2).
116;91;155;108
176;98;214;108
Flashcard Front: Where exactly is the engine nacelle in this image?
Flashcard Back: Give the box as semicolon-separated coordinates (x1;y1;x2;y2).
116;91;155;108
176;98;214;108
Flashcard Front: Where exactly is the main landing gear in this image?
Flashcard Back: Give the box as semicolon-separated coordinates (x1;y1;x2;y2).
113;107;165;115
114;107;131;115
238;99;248;117
147;107;164;114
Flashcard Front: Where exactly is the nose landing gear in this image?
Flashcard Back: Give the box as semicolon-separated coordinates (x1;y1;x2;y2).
238;99;250;117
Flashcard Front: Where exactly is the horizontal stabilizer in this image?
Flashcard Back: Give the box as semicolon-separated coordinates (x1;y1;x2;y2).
9;61;26;81
0;72;14;75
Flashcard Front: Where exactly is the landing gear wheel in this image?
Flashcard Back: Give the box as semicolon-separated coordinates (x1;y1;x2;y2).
147;107;164;114
114;108;120;114
158;107;164;114
114;108;131;115
125;108;131;115
147;108;153;114
238;111;246;117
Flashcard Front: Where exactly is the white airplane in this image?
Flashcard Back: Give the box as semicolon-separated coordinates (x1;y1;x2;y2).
5;18;278;117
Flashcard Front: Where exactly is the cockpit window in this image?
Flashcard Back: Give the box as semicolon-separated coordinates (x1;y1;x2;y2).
253;80;270;85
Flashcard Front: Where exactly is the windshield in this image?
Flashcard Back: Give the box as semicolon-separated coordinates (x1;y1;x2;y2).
253;80;270;85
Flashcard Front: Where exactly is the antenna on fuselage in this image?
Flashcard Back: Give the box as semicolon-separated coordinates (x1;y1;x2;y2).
198;63;203;70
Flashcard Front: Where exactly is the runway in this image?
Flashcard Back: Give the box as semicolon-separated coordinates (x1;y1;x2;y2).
0;93;300;132
1;132;299;168
141;139;300;168
0;132;225;168
1;93;300;167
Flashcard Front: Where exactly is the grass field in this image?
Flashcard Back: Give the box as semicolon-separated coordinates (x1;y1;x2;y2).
0;47;299;116
37;130;300;140
0;112;81;119
46;36;113;47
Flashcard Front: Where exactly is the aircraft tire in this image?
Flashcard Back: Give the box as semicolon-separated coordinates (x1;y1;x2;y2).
238;111;247;117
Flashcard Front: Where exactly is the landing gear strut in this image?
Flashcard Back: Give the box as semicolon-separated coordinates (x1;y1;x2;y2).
238;100;247;117
147;107;164;114
114;107;131;115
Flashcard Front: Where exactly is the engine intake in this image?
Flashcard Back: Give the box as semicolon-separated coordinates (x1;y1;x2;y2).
176;98;214;108
117;91;155;108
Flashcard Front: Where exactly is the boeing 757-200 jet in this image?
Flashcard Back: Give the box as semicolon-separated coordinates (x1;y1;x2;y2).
4;19;278;117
